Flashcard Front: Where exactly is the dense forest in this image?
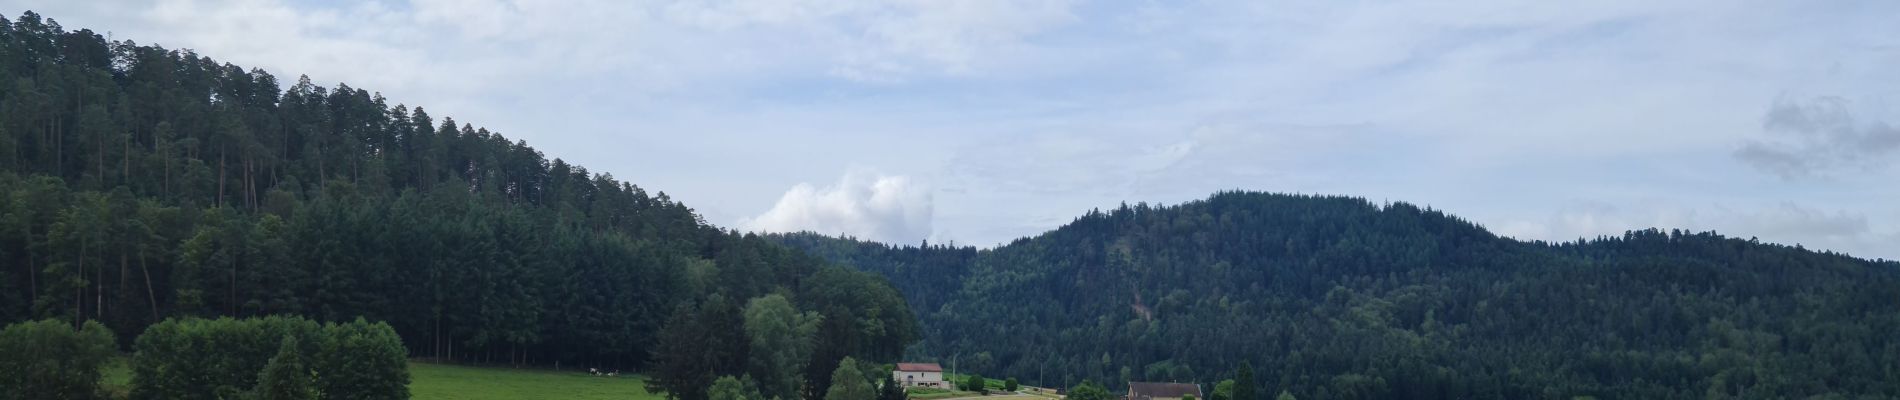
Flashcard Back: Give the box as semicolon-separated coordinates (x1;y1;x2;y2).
776;192;1900;399
0;10;917;398
9;8;1900;400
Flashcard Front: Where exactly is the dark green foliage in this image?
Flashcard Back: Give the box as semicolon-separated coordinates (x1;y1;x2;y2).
647;304;716;400
0;10;915;392
250;336;317;400
1210;380;1233;400
1005;377;1019;392
778;192;1900;399
314;318;411;400
878;372;905;400
1066;380;1112;400
706;375;762;400
743;294;820;400
960;374;985;392
824;357;876;400
1274;390;1295;400
1232;363;1254;400
130;316;407;400
0;319;117;400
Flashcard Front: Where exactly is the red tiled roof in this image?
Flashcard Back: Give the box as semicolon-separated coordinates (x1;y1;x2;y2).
896;363;944;372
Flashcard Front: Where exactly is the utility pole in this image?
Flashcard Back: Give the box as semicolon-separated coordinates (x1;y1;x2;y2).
952;353;959;380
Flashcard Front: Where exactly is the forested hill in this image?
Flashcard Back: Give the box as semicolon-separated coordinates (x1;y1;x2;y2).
774;191;1900;399
0;9;917;389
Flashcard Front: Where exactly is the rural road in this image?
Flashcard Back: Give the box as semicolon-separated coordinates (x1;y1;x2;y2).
933;393;1062;400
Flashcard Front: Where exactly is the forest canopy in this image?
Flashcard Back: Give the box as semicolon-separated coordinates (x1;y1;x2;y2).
777;192;1900;399
0;10;916;388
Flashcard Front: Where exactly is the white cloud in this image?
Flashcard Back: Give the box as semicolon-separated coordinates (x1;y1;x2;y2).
742;170;934;244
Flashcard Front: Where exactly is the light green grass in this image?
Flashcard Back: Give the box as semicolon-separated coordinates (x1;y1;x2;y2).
100;357;132;398
409;362;662;400
908;389;981;399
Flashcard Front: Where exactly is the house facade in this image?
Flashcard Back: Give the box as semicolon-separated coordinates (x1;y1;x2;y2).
894;363;947;388
1127;382;1203;400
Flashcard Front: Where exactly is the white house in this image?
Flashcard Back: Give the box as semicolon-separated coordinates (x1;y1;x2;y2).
894;363;947;388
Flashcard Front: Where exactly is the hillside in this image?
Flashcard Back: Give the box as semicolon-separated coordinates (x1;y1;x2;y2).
0;11;915;400
776;191;1900;399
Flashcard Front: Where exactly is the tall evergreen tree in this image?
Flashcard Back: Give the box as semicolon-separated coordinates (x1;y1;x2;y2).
1232;363;1255;400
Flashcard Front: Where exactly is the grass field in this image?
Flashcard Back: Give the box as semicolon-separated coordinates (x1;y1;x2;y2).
409;362;661;400
99;359;661;400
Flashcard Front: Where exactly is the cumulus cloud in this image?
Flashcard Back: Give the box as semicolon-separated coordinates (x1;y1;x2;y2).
742;170;934;244
1736;96;1900;179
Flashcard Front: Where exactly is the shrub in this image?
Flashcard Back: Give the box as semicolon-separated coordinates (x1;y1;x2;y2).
1067;380;1113;400
312;318;411;399
1004;378;1018;392
250;336;317;400
130;316;409;400
708;375;764;400
960;374;985;392
0;319;118;400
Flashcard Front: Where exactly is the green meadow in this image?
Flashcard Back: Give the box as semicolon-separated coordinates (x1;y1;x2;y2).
102;360;662;400
409;362;664;400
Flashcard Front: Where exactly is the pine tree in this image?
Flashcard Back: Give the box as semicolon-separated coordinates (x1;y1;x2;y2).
1233;363;1255;400
648;304;711;400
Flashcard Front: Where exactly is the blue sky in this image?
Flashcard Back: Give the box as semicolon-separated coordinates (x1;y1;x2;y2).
10;0;1898;259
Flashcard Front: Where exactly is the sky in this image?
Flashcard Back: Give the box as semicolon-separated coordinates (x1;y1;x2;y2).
7;0;1897;260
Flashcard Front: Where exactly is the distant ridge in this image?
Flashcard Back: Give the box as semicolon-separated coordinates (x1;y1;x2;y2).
775;191;1900;398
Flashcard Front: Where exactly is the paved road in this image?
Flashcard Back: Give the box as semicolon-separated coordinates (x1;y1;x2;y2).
932;392;1062;400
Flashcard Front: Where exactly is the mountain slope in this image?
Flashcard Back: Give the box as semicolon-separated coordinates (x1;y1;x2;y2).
0;11;916;391
776;191;1900;399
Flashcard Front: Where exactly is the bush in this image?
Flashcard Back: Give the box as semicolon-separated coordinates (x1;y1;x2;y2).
250;336;317;400
960;374;986;392
312;318;411;399
708;375;763;400
1004;378;1018;392
1067;380;1113;400
0;319;118;400
130;316;409;400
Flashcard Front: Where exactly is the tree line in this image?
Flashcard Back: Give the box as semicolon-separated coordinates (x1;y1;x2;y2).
776;191;1900;399
0;315;406;400
0;11;918;396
